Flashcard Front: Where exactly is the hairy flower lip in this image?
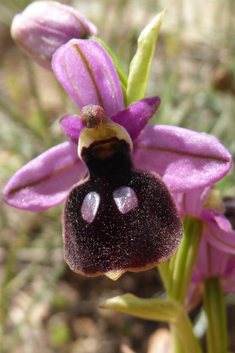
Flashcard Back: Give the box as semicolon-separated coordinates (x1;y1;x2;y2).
64;257;174;279
63;163;183;277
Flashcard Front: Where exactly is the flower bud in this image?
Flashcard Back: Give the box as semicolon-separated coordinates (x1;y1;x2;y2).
11;1;98;70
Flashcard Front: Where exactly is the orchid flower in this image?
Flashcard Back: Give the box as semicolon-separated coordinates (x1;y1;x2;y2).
173;187;235;254
3;39;232;280
192;237;232;353
177;190;235;308
193;237;235;292
186;235;235;312
11;1;97;70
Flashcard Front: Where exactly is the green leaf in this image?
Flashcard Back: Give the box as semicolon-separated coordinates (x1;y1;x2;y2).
101;293;203;353
100;293;182;323
127;9;167;105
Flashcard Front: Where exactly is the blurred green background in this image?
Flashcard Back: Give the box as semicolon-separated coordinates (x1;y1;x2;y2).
1;0;235;352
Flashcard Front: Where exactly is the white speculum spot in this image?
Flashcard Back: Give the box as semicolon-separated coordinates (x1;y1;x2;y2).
113;186;138;214
81;191;100;223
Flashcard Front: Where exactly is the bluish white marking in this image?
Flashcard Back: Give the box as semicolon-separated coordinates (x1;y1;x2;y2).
113;186;138;214
81;191;100;223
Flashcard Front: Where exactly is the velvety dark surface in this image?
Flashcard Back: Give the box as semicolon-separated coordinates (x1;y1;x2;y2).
63;138;183;275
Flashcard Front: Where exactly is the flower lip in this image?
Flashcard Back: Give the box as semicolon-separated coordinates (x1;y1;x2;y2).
63;164;184;278
63;104;183;279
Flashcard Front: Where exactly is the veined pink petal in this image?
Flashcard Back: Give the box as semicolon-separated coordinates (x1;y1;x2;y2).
221;278;235;293
173;188;210;218
222;257;235;292
202;209;235;253
3;141;87;211
60;115;84;143
185;281;203;310
132;125;232;192
112;96;160;140
192;237;210;280
52;39;124;117
193;236;228;280
225;256;235;274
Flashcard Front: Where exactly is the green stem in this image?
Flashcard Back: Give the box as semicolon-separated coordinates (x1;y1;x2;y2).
157;261;170;291
204;277;227;353
168;216;203;303
165;216;203;353
171;324;185;353
173;311;203;353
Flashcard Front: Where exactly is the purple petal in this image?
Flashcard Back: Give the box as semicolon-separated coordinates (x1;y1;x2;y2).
202;209;235;253
193;237;228;280
173;188;210;218
52;39;124;117
185;281;203;311
3;141;87;211
60;115;84;143
11;1;98;70
221;278;235;293
132;125;232;192
222;257;235;293
225;256;235;274
112;96;160;140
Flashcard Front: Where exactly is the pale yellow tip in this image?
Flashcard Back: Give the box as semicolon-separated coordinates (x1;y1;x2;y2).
105;269;126;281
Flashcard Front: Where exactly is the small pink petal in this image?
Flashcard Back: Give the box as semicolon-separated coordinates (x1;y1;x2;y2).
52;39;124;117
173;188;211;217
222;257;235;292
225;256;235;275
185;281;203;310
221;277;235;293
112;96;160;140
193;236;228;279
60;115;84;143
3;141;87;211
202;209;235;253
132;125;232;192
